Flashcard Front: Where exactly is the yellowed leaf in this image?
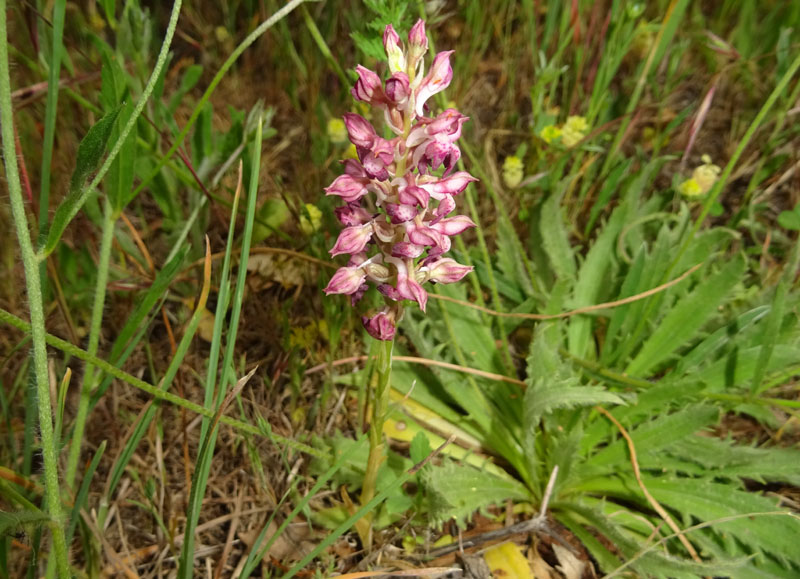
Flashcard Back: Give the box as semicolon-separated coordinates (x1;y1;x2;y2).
483;542;534;579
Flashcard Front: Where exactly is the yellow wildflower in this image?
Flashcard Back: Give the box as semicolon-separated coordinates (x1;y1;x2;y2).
502;155;524;188
680;155;721;198
299;203;323;235
561;115;589;147
539;124;562;144
327;118;348;145
692;154;721;193
678;178;704;198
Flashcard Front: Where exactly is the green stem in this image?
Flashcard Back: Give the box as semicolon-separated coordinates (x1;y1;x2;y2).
359;337;394;549
0;2;70;575
64;201;116;487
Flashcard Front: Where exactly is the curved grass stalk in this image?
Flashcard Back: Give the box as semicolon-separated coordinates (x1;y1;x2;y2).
0;2;70;574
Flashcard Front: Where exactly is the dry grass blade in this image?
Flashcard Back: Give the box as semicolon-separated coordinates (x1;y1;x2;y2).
430;263;703;320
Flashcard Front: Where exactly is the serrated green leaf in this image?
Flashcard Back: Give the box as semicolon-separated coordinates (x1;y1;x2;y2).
582;405;719;472
664;435;800;486
626;254;746;377
646;479;800;565
44;106;121;254
694;344;800;391
675;306;770;376
423;462;529;526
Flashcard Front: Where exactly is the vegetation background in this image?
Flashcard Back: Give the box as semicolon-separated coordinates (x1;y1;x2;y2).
1;0;800;577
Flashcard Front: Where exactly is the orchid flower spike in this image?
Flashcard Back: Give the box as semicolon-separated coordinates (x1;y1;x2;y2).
323;20;476;340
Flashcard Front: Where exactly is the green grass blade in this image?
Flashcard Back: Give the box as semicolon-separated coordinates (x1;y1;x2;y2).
179;119;263;578
66;441;105;544
240;436;365;578
37;0;67;242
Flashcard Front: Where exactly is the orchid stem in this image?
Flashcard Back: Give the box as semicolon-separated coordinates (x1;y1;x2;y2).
359;336;394;550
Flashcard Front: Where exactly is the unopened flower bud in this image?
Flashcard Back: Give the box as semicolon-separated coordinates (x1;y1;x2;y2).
362;310;396;341
431;215;476;236
383;25;406;74
325;174;369;203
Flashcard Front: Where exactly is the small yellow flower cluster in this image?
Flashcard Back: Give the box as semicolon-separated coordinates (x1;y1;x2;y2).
539;115;589;147
678;155;721;198
299;203;323;235
502;155;524;188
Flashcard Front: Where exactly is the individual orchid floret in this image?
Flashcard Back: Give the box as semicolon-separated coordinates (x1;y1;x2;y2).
324;174;369;203
408;19;428;62
330;224;374;257
343;113;377;148
323;20;476;340
324;265;368;296
415;51;454;116
422;257;474;284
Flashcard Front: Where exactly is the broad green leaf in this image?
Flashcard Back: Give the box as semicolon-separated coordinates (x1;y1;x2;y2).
423;461;530;526
626;254;746;377
44;106;121;254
